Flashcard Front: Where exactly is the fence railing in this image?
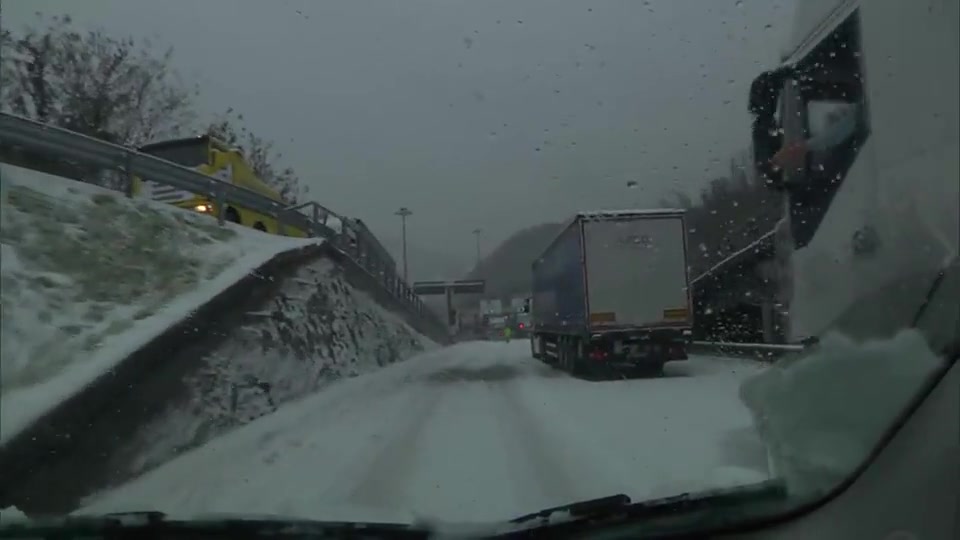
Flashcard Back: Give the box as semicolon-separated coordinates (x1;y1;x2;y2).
0;112;445;334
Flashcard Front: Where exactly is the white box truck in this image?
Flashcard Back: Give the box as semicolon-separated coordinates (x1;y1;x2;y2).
747;0;958;351
530;209;693;376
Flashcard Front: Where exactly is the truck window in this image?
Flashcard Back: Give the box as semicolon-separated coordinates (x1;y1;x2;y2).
784;10;870;248
140;140;210;168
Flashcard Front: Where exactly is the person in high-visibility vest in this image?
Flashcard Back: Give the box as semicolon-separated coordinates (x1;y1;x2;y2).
503;326;513;343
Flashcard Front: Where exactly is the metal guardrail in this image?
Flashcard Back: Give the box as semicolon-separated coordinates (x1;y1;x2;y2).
690;340;808;362
0;112;445;333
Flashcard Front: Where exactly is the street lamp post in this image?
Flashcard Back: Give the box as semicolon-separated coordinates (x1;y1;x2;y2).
472;228;482;267
395;207;413;282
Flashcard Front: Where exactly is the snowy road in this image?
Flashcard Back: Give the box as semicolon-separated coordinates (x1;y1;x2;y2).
80;341;771;524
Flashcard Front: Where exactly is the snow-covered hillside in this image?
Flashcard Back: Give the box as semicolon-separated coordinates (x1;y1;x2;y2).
110;257;437;479
0;163;431;450
0;163;319;443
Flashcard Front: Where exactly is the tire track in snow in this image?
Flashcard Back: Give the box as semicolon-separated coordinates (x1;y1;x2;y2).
342;380;445;508
491;372;582;507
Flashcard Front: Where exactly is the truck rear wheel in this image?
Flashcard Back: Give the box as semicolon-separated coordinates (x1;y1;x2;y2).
634;361;665;378
556;338;568;370
225;207;241;224
561;337;582;376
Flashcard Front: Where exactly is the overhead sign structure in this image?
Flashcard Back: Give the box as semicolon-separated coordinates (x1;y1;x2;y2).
413;280;485;296
412;280;486;331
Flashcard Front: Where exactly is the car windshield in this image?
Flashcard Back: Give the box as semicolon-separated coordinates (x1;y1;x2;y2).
0;0;957;536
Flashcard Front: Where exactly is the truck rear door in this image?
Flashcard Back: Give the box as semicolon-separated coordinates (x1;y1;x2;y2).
583;215;691;329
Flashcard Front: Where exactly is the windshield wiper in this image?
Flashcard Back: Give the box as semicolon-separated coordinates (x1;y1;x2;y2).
1;482;788;539
509;493;633;526
499;480;788;538
0;511;433;539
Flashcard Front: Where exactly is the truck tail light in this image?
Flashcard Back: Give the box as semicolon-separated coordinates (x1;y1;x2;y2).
589;349;608;361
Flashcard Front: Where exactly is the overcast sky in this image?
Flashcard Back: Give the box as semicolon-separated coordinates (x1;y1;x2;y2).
4;0;794;271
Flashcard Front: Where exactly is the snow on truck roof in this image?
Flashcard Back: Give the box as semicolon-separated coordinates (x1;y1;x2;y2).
780;0;859;63
534;208;687;264
576;208;686;218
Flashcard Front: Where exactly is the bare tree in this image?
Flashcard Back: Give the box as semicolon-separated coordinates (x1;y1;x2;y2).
1;13;196;146
206;108;307;204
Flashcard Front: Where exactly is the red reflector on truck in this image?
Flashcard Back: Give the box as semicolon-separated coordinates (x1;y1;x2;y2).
589;350;608;361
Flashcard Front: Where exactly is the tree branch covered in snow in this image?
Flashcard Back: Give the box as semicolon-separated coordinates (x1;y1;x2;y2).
1;14;307;205
0;13;197;147
658;149;782;276
205;108;308;204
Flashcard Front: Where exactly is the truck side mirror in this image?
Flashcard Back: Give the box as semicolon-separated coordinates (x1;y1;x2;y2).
749;66;793;189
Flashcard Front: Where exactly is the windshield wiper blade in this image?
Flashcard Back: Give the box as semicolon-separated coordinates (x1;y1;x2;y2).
509;494;633;526
500;480;788;537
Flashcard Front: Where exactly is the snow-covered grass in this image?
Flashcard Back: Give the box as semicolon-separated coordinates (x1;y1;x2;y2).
0;163;317;444
76;344;770;524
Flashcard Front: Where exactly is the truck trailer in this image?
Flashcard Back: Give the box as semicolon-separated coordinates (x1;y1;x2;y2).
530;209;693;376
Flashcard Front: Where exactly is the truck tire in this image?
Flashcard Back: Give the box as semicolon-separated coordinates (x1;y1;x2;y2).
635;361;665;378
557;338;570;371
225;207;241;224
561;337;582;376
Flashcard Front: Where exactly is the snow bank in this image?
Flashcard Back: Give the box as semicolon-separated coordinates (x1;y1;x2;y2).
0;507;28;524
738;329;944;498
0;163;316;444
110;257;436;478
76;344;461;516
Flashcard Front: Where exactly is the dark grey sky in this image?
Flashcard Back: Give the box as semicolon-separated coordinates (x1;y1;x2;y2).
5;0;793;272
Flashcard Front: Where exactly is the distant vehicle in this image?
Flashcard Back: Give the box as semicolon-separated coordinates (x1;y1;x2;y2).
530;210;693;376
480;298;503;315
132;135;309;237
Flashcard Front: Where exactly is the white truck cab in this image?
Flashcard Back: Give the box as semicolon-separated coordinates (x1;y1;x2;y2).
749;0;959;349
